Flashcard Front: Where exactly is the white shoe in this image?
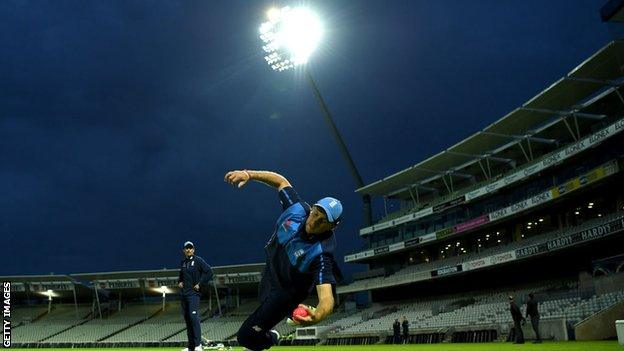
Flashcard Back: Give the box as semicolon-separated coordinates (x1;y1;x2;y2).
269;329;280;344
194;346;203;351
181;348;189;351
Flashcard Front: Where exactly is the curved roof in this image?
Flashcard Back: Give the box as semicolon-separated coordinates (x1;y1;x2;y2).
357;40;624;199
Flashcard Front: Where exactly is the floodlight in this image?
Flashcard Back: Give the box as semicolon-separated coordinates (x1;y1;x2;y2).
41;289;56;297
156;286;171;294
259;6;323;71
257;5;372;225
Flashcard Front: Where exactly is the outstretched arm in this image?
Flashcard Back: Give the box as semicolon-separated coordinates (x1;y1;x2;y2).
224;170;291;190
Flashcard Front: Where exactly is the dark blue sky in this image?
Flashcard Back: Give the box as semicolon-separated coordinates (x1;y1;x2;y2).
0;0;610;276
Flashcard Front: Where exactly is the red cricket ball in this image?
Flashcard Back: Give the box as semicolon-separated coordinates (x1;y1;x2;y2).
292;306;309;320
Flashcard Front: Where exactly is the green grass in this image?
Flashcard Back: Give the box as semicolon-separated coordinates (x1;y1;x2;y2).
17;341;623;351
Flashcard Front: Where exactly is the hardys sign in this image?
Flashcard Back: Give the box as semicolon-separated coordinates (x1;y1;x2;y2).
516;217;624;258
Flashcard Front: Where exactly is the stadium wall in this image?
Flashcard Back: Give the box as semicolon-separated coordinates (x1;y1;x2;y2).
575;299;624;340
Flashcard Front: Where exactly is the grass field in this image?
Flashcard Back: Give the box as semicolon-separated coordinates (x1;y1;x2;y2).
17;342;623;351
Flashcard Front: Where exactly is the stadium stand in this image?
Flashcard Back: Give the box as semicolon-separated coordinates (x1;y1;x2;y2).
44;303;162;344
12;304;92;343
101;302;187;343
327;39;624;345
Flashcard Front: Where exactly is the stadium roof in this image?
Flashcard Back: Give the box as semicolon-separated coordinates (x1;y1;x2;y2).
1;263;266;300
69;263;265;281
356;40;624;199
601;0;624;22
2;274;93;300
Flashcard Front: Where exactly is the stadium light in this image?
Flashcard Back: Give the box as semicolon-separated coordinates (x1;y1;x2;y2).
154;286;171;295
258;6;372;225
260;6;323;71
40;289;57;298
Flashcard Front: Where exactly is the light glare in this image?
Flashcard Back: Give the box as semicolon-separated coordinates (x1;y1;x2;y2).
259;6;323;71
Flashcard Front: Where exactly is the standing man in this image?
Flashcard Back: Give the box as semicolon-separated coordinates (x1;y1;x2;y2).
178;241;213;351
224;170;342;351
508;295;525;344
392;319;401;344
401;316;409;344
526;293;541;343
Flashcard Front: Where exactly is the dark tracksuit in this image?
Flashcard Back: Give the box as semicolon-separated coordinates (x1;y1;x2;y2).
179;255;213;350
236;186;341;351
402;319;409;343
509;301;524;344
392;321;401;344
526;298;541;341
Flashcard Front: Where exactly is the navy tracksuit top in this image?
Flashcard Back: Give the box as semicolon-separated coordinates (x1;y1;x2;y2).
178;255;213;296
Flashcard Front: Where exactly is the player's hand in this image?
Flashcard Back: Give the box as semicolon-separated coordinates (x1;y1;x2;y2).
178;282;183;288
224;170;251;188
193;284;200;291
292;304;318;326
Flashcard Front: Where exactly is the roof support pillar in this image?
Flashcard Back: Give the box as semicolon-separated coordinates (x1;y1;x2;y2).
441;175;452;194
408;187;419;208
478;160;490;181
517;142;531;162
574;114;581;140
383;196;389;217
562;117;579;141
614;89;624;106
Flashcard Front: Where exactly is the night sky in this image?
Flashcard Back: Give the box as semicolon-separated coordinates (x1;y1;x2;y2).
0;0;611;277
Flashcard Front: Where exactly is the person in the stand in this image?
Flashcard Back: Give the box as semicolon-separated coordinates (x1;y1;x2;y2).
401;316;409;344
526;293;541;343
509;295;525;344
178;241;213;351
392;318;401;344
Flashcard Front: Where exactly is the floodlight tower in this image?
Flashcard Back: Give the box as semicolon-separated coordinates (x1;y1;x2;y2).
259;6;372;225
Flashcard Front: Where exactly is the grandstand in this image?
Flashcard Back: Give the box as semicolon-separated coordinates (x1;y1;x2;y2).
327;39;624;344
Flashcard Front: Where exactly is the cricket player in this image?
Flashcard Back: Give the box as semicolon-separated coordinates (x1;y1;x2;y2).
224;169;342;351
178;241;213;351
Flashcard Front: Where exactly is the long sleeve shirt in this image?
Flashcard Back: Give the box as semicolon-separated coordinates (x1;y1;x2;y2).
178;255;213;296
